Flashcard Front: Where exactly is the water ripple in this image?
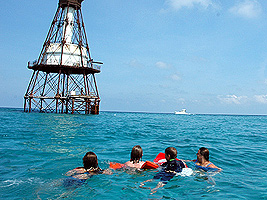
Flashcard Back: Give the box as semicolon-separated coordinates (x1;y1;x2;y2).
0;109;267;199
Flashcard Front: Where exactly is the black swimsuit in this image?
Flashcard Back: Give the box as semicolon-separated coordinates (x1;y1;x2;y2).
154;159;186;184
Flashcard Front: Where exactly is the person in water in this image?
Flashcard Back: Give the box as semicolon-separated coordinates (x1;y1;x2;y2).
66;151;111;181
153;147;186;183
140;147;186;193
124;145;145;169
193;147;222;171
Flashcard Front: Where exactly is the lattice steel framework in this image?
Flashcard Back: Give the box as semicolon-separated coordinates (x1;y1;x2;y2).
24;0;102;114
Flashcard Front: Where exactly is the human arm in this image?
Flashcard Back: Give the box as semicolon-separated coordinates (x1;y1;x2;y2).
101;169;113;175
124;161;145;169
124;161;131;166
208;163;222;171
150;182;166;194
65;167;86;176
180;159;197;162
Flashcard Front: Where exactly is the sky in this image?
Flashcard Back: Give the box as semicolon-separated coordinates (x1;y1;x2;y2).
0;0;267;114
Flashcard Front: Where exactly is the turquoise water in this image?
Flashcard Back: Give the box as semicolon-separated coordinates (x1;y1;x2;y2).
0;108;266;199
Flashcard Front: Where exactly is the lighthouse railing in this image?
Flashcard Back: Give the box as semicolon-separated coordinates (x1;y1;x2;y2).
91;64;101;71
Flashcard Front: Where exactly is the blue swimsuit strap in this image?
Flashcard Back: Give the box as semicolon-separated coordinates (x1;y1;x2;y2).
205;162;212;167
195;160;212;167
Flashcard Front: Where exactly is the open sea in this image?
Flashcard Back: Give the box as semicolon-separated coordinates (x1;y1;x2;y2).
0;107;266;199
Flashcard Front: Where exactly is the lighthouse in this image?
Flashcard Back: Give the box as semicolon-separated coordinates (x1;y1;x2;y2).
24;0;102;114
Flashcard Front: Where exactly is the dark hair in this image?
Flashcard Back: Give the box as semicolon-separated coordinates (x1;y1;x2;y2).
130;145;143;163
165;147;177;159
199;147;209;161
83;152;99;170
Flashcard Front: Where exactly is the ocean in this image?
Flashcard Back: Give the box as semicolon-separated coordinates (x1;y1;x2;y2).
0;108;266;199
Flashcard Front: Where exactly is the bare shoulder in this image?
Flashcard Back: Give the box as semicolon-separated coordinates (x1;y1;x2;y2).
124;161;132;166
66;167;86;176
209;163;222;171
124;161;144;169
140;161;145;165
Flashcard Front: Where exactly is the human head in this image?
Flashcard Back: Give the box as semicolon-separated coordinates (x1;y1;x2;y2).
130;145;143;163
83;152;99;170
165;147;177;160
197;147;209;161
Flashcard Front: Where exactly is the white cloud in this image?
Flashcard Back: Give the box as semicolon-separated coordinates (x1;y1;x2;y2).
218;94;267;105
254;95;267;104
129;59;143;68
170;73;181;81
217;95;248;104
229;0;262;19
165;0;216;11
176;98;186;104
155;61;170;69
155;61;182;81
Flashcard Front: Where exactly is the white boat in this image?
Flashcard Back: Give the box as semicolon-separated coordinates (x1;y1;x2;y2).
174;109;189;115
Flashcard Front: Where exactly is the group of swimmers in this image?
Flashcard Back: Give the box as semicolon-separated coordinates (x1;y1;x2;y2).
65;146;222;191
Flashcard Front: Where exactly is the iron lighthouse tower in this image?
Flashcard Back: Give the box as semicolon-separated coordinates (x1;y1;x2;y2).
24;0;102;114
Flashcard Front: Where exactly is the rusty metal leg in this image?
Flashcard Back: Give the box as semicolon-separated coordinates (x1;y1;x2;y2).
71;98;74;114
29;98;32;113
24;98;27;112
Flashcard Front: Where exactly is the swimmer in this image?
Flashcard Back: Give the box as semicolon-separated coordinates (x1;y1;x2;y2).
193;147;222;171
153;147;186;183
124;145;145;169
66;151;112;180
140;147;186;194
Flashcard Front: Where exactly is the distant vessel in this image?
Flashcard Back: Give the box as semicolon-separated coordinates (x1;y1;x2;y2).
174;109;189;115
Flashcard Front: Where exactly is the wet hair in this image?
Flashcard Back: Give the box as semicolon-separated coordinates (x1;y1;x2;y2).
165;147;177;159
199;147;209;161
130;145;143;163
83;152;99;170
